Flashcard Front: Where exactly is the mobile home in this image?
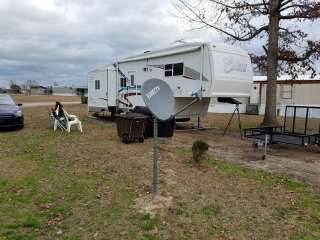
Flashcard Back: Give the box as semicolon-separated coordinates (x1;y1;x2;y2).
251;75;320;116
88;42;253;118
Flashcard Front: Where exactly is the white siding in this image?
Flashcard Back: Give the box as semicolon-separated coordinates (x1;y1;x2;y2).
253;81;320;117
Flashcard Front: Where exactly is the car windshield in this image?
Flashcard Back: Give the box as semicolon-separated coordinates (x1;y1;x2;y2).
0;94;15;105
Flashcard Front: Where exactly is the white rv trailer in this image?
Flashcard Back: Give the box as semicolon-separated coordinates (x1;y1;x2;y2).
88;42;253;118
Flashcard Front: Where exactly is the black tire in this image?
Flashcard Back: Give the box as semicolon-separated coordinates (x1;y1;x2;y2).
138;137;144;143
122;134;129;144
108;107;116;116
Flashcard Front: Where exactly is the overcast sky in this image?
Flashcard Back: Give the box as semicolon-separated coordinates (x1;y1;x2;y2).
0;0;318;88
0;0;221;88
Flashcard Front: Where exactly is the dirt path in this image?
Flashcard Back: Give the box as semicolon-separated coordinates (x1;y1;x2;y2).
172;130;320;190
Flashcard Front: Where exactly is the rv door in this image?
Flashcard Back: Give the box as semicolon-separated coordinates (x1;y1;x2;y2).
89;70;108;109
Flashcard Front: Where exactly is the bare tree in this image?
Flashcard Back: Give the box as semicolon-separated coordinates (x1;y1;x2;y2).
10;80;21;94
175;0;320;126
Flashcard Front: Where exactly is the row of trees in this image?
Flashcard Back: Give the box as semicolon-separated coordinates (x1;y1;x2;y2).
7;80;53;95
175;0;320;126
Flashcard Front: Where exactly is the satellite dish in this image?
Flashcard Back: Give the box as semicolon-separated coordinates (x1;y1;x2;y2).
142;78;175;121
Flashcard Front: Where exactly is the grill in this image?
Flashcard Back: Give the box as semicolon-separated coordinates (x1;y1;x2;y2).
0;116;23;126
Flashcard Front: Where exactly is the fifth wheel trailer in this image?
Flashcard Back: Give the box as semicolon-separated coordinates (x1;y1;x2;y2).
88;42;253;118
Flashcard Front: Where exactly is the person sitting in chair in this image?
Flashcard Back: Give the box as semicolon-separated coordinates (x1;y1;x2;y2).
48;102;83;133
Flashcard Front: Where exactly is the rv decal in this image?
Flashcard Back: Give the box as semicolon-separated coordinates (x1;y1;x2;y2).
118;85;142;93
223;57;247;73
183;67;209;82
146;64;165;70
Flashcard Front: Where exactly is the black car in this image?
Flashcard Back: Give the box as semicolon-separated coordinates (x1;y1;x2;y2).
0;94;24;129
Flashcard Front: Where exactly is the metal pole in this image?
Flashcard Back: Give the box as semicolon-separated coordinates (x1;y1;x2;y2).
173;98;199;117
263;134;268;160
292;106;297;134
223;107;236;136
284;106;288;132
236;104;243;139
304;107;309;135
152;117;159;196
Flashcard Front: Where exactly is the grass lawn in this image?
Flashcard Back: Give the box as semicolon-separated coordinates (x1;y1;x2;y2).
0;105;319;240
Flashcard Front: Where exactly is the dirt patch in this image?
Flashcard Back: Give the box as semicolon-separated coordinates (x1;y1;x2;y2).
133;195;173;217
173;129;320;190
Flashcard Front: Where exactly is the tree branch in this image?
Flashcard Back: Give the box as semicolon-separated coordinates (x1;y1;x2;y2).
280;0;294;8
208;0;267;9
280;4;308;12
279;42;320;62
177;0;268;41
280;3;320;20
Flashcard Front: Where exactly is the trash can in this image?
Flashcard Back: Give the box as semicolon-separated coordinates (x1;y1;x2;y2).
81;95;88;104
132;106;175;138
115;113;148;144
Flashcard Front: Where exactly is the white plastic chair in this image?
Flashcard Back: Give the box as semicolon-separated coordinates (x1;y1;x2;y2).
53;109;82;133
63;109;83;133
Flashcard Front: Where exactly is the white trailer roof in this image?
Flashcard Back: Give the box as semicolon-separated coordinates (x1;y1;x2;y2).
119;42;248;63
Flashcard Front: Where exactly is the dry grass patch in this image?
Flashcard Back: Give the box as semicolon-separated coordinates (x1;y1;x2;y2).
0;105;319;240
11;94;80;103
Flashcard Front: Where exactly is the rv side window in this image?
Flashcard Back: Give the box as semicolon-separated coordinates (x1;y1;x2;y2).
164;63;184;77
165;64;173;77
120;77;127;88
173;63;184;76
95;80;100;90
130;75;134;86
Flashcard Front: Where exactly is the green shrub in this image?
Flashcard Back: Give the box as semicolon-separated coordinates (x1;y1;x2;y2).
192;140;209;164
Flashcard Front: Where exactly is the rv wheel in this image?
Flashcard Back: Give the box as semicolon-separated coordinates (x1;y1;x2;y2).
138;137;144;143
108;107;116;116
122;134;129;144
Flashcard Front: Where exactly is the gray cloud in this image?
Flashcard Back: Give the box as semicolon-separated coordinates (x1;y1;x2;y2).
1;0;317;87
0;0;188;86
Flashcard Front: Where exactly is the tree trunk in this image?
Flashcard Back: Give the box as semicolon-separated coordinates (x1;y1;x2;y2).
262;0;280;127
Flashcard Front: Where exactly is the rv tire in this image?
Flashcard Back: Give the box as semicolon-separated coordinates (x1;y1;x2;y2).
108;107;117;116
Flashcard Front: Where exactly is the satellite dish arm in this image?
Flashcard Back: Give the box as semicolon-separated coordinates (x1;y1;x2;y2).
172;94;201;118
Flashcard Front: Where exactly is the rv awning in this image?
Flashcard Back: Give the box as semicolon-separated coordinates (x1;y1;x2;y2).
119;45;201;63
